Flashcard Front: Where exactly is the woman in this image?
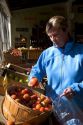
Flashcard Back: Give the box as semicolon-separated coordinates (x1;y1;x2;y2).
28;16;83;124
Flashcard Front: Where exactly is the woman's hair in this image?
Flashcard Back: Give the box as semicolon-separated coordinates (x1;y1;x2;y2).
46;16;68;34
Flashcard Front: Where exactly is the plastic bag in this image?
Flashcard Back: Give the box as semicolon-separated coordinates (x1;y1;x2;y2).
52;96;83;125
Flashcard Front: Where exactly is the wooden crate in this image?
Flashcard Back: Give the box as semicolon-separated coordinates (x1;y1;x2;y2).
7;63;31;75
3;51;22;65
0;68;29;95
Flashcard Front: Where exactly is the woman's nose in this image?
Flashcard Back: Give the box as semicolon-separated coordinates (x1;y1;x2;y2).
51;36;55;41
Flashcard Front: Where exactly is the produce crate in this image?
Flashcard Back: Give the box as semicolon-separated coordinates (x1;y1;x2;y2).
3;51;22;65
0;66;29;95
6;63;31;75
3;69;28;90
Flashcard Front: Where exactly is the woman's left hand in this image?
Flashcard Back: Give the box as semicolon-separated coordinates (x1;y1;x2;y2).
60;87;75;99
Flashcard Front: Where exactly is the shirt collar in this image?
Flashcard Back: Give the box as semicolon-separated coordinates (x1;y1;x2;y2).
53;39;74;53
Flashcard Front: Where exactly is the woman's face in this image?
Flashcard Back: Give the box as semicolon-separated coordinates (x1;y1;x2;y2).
48;28;68;48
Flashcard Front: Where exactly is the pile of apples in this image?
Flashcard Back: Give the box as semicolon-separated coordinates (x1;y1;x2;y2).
8;73;28;84
9;86;52;112
10;48;22;57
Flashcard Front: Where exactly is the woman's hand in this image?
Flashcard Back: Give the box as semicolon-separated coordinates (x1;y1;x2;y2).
28;77;39;87
60;87;75;99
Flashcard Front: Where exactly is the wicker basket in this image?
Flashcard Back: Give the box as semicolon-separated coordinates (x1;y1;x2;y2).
1;85;52;125
0;76;5;95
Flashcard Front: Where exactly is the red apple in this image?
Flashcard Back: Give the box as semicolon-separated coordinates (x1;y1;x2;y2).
35;104;42;110
31;94;37;100
23;93;31;101
39;107;45;112
21;88;29;95
6;120;15;125
11;94;17;100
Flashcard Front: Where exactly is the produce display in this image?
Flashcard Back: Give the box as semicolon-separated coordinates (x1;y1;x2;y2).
6;69;28;84
8;73;28;83
9;85;52;112
10;48;22;57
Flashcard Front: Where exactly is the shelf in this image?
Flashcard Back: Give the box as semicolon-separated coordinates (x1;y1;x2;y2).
15;42;27;48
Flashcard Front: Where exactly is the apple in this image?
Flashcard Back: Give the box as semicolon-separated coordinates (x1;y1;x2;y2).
14;76;19;82
40;94;45;101
28;100;36;107
39;107;45;112
41;101;45;106
23;93;31;101
43;97;52;105
29;78;39;87
44;107;50;111
36;100;41;104
31;94;37;100
35;104;42;110
48;104;52;110
6;120;15;125
21;88;29;95
25;79;28;83
19;79;23;83
11;94;17;100
32;107;36;111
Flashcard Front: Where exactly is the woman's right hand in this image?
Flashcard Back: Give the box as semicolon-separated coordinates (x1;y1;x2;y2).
60;87;75;99
28;77;39;87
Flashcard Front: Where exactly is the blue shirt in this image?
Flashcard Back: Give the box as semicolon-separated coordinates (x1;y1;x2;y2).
29;40;83;110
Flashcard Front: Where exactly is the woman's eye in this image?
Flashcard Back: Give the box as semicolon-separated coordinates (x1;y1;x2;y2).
53;34;57;37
